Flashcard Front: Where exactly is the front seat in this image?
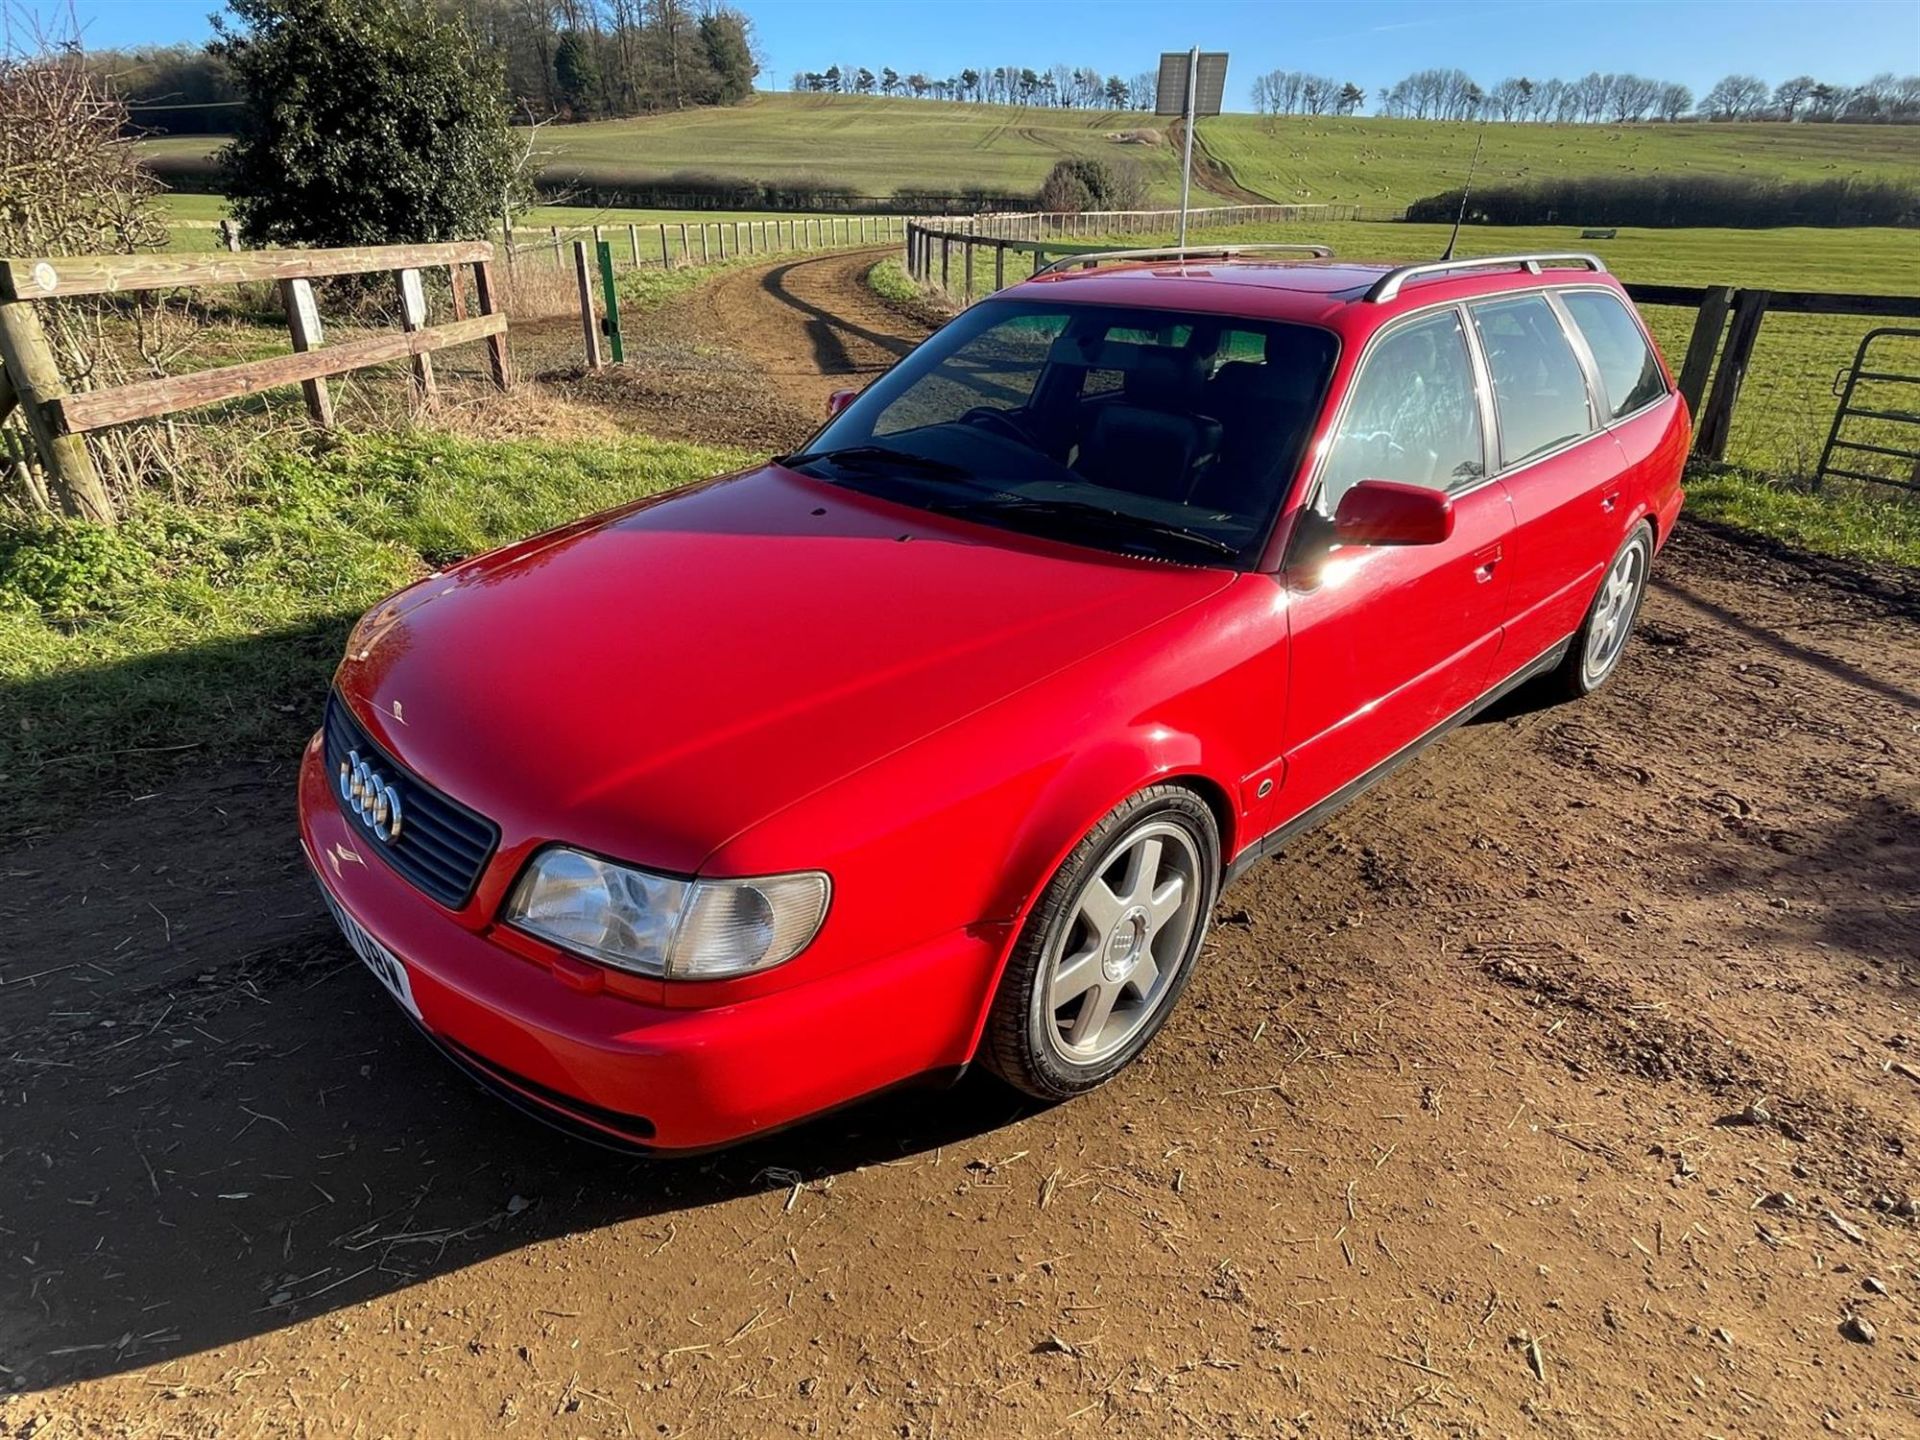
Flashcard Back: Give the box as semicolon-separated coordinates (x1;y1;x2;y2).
1075;350;1222;502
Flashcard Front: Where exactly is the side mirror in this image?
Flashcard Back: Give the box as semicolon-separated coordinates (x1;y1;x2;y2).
825;387;858;418
1333;479;1455;547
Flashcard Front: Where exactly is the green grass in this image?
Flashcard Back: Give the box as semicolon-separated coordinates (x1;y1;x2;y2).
1685;471;1920;568
866;256;919;307
1198;114;1920;210
139;95;1920;213
0;429;749;812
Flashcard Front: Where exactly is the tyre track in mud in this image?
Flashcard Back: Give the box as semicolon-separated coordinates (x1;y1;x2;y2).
686;246;932;423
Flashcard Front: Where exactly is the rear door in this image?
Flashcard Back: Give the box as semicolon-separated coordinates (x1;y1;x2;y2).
1557;287;1689;544
1466;291;1623;667
1277;305;1515;824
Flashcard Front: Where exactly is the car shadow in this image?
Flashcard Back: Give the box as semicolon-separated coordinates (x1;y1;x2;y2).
0;626;1039;1391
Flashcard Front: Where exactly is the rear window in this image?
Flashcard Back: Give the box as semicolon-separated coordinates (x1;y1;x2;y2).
1470;294;1596;465
1560;290;1668;420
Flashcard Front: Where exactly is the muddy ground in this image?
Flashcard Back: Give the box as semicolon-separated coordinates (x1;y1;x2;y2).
2;251;1916;1439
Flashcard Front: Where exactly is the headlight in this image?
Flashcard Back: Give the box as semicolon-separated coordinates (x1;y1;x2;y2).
505;847;830;981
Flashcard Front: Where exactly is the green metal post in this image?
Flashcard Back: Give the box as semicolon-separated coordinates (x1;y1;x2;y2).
596;240;623;365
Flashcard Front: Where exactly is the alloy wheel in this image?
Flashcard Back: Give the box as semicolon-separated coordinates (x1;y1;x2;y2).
1042;819;1204;1066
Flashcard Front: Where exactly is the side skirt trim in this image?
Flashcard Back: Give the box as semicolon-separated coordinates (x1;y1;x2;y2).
1222;636;1572;890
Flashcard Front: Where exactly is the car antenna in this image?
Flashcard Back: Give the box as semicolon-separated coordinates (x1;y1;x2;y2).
1440;127;1487;262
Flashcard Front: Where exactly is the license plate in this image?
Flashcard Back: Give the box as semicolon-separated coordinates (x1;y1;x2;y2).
322;889;422;1020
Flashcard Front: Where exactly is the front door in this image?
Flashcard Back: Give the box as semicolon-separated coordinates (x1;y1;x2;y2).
1277;305;1515;826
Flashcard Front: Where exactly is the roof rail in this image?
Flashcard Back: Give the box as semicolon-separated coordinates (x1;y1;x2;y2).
1363;252;1607;304
1034;243;1334;278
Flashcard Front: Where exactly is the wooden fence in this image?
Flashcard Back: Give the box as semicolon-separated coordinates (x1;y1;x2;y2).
951;202;1375;241
0;240;510;524
508;214;904;273
902;219;1920;467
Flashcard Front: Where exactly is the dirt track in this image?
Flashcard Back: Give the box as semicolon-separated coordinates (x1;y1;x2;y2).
3;253;1917;1439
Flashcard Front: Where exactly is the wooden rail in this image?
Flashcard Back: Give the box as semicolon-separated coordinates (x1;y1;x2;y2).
507;215;903;273
904;219;1920;465
0;239;510;524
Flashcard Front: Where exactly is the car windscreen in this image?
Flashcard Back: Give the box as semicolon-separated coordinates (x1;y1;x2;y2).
784;299;1338;568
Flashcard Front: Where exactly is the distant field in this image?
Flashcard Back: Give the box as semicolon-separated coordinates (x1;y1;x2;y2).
137;94;1920;212
1199;115;1920;209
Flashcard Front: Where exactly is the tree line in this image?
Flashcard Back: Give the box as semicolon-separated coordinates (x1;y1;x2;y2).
788;64;1157;109
1249;72;1366;117
1359;66;1920;124
89;0;761;134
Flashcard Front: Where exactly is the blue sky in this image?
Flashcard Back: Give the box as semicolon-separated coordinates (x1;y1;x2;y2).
69;0;1920;106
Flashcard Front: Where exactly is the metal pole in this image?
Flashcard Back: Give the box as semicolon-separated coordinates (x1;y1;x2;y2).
597;240;624;365
1178;44;1199;249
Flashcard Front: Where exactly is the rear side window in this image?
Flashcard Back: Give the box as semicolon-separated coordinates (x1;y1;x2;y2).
1319;309;1485;512
1470;295;1595;465
1561;290;1668;419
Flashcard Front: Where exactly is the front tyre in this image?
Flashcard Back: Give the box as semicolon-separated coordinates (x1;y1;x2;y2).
983;786;1220;1101
1546;521;1654;700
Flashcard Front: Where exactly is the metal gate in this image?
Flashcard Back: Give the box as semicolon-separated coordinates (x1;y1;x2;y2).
1815;326;1920;492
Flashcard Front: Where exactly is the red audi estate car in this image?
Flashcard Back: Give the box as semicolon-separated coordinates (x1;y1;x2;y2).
300;246;1686;1151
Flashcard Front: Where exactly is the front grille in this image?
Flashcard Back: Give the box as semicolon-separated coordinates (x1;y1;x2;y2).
323;692;500;909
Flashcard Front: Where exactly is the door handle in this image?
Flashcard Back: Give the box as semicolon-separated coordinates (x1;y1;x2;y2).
1473;542;1502;583
1601;491;1621;513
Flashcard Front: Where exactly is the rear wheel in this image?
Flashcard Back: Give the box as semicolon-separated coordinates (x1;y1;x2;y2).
983;786;1219;1100
1545;522;1654;700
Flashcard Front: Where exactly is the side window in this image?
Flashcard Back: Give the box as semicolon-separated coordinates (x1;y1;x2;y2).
1560;290;1668;420
1470;295;1595;465
1319;309;1485;514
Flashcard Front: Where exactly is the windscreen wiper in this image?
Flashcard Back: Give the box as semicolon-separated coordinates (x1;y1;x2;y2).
779;444;972;480
955;495;1240;562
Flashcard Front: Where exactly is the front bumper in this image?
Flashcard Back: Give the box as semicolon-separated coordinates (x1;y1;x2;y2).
298;734;1001;1152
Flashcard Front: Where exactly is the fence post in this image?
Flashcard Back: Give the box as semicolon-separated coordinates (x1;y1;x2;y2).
471;257;511;390
278;277;334;428
573;240;603;370
597;240;624;365
701;225;711;264
1695;288;1770;462
994;244;1005;293
1675;286;1733;421
940;236;950;292
395;267;436;402
679;223;690;265
628;224;642;267
964;239;974;306
0;300;112;522
660;225;672;269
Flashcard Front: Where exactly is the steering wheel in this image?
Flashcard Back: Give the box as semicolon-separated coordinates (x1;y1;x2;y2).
959;406;1042;449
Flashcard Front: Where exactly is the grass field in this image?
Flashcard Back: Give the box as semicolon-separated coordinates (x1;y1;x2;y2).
137;94;1920;212
1199;114;1920;209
